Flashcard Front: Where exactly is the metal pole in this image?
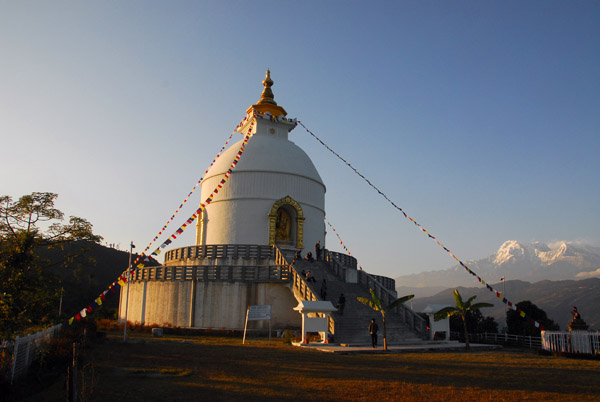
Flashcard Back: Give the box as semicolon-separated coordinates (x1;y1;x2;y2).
123;241;134;342
243;305;249;344
10;336;19;385
501;276;507;330
71;342;78;402
58;287;64;317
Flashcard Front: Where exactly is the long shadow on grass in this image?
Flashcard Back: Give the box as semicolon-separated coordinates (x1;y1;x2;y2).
88;338;600;400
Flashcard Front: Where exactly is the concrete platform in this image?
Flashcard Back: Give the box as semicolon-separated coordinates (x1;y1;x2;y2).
292;340;502;354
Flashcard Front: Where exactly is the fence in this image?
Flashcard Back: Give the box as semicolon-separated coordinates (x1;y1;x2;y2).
541;331;600;355
449;331;542;349
1;324;63;384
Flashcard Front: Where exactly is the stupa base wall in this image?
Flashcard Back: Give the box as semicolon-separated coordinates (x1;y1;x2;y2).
118;280;299;330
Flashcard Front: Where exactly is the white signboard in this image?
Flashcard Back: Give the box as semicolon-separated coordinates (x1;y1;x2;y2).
243;305;272;344
247;305;272;321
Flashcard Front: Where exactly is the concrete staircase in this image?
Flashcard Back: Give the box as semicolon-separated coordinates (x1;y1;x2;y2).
290;258;424;345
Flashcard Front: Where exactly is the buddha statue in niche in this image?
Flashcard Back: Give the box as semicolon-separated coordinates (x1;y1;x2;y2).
275;208;291;241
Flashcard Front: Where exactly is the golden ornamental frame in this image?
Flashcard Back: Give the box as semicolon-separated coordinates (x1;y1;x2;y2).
268;195;305;249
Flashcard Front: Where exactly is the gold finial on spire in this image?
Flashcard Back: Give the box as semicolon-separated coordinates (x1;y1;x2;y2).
257;70;277;106
247;70;287;117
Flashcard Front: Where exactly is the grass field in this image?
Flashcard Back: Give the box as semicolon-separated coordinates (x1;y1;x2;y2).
19;332;600;402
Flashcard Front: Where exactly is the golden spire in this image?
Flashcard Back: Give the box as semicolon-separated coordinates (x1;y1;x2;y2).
257;70;277;105
247;70;287;117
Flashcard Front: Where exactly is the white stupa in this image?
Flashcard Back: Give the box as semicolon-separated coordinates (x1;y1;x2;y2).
119;72;426;343
196;70;326;252
120;71;329;329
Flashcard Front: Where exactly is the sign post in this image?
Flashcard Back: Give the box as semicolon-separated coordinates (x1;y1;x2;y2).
243;305;272;344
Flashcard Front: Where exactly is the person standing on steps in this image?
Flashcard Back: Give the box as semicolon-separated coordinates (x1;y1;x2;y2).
315;241;322;261
337;293;346;315
369;318;379;348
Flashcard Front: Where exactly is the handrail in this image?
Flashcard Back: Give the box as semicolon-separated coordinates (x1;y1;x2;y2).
273;245;335;335
324;251;345;280
368;274;396;293
357;269;427;338
450;331;543;349
324;249;357;271
322;248;426;338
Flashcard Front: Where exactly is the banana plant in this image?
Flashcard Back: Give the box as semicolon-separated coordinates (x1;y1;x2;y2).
434;289;493;350
357;288;414;351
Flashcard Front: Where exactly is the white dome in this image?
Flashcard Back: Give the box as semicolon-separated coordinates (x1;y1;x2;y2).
196;114;326;250
203;134;324;186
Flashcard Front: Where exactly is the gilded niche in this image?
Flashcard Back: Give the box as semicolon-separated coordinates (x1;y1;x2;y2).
268;196;304;249
275;208;291;241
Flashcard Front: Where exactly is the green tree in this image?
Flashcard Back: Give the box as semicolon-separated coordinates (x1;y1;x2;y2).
506;300;559;336
0;192;101;339
434;289;493;350
449;309;499;335
357;288;414;351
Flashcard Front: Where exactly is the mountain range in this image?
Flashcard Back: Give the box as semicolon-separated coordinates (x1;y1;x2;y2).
396;240;600;297
395;240;600;330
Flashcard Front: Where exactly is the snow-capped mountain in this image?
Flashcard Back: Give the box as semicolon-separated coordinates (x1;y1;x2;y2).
396;240;600;290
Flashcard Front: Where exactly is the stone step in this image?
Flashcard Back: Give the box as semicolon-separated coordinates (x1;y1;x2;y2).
290;258;424;344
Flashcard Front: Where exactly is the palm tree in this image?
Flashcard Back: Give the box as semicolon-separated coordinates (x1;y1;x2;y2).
357;288;414;351
434;289;493;350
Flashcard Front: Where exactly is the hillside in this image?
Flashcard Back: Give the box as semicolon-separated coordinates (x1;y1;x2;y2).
40;241;159;318
412;278;600;331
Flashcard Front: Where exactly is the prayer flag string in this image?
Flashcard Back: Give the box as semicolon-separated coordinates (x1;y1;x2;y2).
67;116;256;325
136;132;235;260
299;121;544;330
324;217;363;271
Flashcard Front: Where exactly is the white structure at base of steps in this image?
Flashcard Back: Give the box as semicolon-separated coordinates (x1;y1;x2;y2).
294;300;337;344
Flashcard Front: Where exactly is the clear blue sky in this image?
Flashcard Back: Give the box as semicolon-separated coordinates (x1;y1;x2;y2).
2;1;599;280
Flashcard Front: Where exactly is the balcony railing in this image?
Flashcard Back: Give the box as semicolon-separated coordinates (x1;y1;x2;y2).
164;244;275;263
131;263;290;283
